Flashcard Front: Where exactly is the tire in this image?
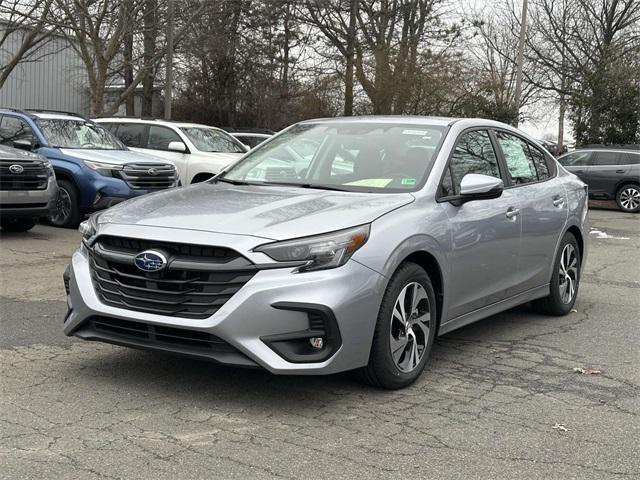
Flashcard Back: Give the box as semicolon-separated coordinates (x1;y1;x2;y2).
48;179;81;228
533;232;581;316
615;184;640;213
359;262;437;389
1;217;37;232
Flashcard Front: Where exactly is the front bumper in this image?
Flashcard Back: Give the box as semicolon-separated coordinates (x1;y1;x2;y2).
64;243;386;375
0;177;58;218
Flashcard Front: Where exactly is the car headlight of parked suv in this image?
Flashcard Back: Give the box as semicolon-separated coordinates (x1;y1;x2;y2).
254;224;370;272
83;160;123;177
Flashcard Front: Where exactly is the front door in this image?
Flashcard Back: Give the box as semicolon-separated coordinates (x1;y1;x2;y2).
439;129;522;319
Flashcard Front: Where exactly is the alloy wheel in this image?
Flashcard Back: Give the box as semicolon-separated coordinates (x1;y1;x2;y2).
619;187;640;211
389;282;431;373
558;244;578;304
51;187;72;225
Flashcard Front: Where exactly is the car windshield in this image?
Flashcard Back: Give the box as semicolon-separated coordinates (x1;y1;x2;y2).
220;122;447;192
180;127;246;153
37;119;123;150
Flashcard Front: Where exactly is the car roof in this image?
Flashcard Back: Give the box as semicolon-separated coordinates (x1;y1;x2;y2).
31;112;85;121
94;117;225;131
296;115;527;131
231;132;271;138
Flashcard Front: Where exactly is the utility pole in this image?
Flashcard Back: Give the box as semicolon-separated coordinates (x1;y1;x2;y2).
164;0;175;120
513;0;528;127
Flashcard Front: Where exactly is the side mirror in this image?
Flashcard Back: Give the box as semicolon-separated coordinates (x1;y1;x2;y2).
457;173;504;203
13;138;37;151
167;141;187;153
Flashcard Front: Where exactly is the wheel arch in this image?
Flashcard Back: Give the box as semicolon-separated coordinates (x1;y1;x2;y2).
398;250;445;333
566;225;584;262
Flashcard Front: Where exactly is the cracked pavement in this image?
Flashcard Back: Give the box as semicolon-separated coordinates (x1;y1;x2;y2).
1;206;638;479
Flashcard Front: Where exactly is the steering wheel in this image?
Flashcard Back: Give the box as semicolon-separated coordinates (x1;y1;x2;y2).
81;142;94;148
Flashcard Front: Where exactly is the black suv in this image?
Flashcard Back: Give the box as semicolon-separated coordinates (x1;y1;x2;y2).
558;146;640;213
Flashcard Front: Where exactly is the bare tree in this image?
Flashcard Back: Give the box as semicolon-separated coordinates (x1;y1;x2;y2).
0;0;57;89
527;0;640;144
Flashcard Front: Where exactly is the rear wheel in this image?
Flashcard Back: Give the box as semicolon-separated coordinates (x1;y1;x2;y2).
533;232;581;315
49;179;81;228
1;217;37;232
616;184;640;213
359;262;437;389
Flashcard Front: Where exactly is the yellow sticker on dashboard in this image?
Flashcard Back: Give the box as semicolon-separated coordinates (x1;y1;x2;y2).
344;179;393;187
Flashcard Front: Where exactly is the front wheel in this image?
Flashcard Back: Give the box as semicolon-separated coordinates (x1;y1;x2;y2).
616;184;640;213
1;217;37;232
48;179;81;228
359;262;437;389
533;232;581;315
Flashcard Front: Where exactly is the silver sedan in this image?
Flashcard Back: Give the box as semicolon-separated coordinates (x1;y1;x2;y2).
64;116;588;389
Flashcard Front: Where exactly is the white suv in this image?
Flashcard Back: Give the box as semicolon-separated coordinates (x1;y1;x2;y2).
94;118;248;184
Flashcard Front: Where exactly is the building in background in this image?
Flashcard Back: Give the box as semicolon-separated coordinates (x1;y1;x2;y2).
0;20;91;115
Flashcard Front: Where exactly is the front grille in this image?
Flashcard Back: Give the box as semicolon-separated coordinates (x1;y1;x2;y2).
88;236;256;319
116;163;177;190
90;316;236;352
0;158;49;190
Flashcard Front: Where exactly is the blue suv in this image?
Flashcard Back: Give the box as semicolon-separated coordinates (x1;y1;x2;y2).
0;109;178;227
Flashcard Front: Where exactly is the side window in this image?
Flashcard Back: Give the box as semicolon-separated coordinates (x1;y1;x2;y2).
625;152;640;165
593;151;623;166
113;123;147;148
147;126;182;151
100;123;118;134
528;144;550;179
440;167;454;197
559;151;592;166
445;130;500;195
0;116;37;146
495;132;537;184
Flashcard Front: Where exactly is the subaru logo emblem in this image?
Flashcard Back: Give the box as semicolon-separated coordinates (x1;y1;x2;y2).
9;164;24;174
147;168;158;176
134;250;167;272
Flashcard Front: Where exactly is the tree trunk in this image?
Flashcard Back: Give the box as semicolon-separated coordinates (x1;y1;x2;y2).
557;93;565;154
123;16;135;116
141;0;157;117
344;0;357;116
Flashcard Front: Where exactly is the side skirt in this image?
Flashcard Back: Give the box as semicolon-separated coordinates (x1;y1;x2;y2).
438;284;550;336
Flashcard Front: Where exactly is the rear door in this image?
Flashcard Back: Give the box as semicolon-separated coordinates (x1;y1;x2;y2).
494;130;568;292
438;129;523;318
589;150;629;198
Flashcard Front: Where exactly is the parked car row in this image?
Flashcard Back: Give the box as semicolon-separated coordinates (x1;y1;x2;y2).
0;108;270;229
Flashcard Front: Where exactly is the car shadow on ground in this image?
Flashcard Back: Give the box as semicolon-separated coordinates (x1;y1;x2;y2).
66;302;570;406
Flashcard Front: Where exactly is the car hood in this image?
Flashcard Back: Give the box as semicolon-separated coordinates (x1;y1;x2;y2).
98;182;415;240
59;148;175;166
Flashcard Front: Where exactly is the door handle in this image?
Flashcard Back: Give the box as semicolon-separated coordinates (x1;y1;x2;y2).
506;207;520;219
616;169;625;174
576;170;584;174
552;196;565;207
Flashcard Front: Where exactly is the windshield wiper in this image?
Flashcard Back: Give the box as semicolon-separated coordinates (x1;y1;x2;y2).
297;183;351;192
213;177;251;185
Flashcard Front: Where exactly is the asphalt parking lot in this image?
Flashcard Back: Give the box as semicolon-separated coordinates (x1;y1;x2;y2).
1;206;638;480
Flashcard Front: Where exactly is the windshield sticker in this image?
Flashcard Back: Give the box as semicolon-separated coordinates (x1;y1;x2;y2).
401;129;428;136
345;179;393;187
401;178;417;185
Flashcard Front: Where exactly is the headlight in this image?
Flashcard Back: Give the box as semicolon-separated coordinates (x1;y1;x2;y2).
83;160;122;177
78;213;99;240
254;225;370;272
